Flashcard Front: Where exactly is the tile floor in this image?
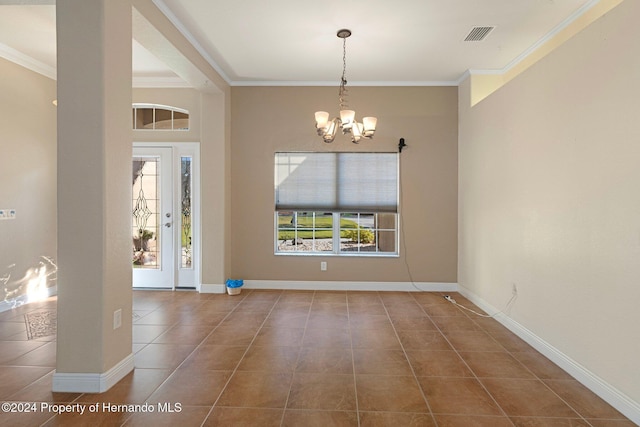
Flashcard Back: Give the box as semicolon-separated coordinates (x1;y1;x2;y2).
0;290;635;426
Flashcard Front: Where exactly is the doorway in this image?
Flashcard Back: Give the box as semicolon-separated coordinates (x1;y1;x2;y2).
132;143;200;289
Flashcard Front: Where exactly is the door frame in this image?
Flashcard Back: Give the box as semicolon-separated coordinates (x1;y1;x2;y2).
133;142;201;291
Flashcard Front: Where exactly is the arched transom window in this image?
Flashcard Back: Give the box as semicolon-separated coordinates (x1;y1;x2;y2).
132;103;189;130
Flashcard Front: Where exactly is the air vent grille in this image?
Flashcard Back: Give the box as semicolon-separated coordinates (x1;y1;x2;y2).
464;26;495;42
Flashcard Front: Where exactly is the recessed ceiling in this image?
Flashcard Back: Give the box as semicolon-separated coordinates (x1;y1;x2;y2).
0;0;598;87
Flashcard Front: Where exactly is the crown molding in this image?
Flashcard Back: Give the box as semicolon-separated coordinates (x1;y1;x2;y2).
231;80;459;87
0;0;609;89
0;42;55;80
457;0;604;87
152;0;232;85
501;0;601;74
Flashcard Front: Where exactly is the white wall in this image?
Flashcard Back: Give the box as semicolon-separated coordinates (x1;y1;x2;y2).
0;57;57;307
458;0;640;417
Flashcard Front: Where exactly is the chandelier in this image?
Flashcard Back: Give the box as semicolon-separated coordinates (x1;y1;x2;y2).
314;29;377;143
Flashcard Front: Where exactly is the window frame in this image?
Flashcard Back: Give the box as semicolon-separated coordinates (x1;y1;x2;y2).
274;152;400;257
132;103;190;131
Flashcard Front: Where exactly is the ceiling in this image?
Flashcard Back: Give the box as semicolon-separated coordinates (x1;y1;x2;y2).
0;0;598;87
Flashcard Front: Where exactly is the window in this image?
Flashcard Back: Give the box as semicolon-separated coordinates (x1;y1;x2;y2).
132;103;189;130
274;152;398;256
180;156;193;268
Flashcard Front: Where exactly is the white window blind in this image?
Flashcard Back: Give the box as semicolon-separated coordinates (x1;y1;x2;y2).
275;152;398;212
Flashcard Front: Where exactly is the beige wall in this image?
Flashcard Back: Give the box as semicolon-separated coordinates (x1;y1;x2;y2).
459;0;639;405
0;57;57;304
230;86;458;283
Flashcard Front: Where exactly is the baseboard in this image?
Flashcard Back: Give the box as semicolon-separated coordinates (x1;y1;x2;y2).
200;283;226;294
0;285;58;313
52;353;134;393
243;280;458;292
458;285;640;425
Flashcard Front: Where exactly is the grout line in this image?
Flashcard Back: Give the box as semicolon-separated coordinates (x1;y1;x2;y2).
413;292;517;426
419;292;528;426
346;291;362;427
382;294;440;427
195;289;290;427
134;291;248;420
277;290;313;427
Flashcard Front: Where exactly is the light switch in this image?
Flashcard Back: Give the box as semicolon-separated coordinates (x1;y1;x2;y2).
0;209;16;220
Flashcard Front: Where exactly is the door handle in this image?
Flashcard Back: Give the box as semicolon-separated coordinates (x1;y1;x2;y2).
164;222;172;228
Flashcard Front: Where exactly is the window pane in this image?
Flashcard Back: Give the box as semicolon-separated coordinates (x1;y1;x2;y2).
155;108;172;125
276;212;333;252
377;230;397;253
174;111;190;130
339;213;397;254
136;108;155;129
340;213;375;253
181;157;192;268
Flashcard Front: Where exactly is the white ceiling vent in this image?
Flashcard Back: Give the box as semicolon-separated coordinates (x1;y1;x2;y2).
464;26;495;42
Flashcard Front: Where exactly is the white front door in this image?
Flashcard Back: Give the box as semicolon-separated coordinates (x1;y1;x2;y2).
132;147;174;288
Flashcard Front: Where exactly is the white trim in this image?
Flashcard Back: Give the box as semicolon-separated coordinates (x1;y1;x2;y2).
501;0;600;74
458;285;640;425
132;103;189;115
132;76;191;88
52;353;134;393
244;280;458;292
200;283;226;294
231;80;459;87
0;42;56;80
0;285;58;313
456;70;472;85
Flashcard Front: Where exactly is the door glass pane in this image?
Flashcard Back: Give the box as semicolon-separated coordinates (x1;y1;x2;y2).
181;156;192;268
132;157;161;268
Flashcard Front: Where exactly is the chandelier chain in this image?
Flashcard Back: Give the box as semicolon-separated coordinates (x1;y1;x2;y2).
339;36;349;111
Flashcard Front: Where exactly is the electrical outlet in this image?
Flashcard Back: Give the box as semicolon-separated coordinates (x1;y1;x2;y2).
113;309;122;330
320;261;327;271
